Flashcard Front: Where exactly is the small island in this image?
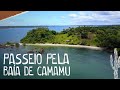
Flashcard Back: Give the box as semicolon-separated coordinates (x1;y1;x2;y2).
1;25;120;79
20;26;120;52
1;25;120;53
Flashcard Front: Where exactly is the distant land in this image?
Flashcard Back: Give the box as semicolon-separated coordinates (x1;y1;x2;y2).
0;25;120;28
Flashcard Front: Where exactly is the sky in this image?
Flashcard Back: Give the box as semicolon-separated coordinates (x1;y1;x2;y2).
0;11;120;26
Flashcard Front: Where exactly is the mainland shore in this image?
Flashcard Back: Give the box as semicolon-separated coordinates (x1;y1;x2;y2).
19;43;104;50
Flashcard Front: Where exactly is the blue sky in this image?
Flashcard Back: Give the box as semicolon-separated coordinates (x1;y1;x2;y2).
0;11;120;26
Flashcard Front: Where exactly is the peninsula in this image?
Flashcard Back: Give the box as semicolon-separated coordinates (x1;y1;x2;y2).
20;26;120;51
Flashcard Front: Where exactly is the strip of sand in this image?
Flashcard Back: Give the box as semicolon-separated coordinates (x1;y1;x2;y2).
19;43;104;50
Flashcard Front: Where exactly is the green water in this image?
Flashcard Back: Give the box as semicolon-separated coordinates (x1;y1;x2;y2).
0;45;114;79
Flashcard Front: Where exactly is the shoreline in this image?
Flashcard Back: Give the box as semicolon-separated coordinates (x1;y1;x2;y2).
19;43;104;50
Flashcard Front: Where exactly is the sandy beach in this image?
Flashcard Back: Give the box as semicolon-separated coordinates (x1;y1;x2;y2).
19;43;104;50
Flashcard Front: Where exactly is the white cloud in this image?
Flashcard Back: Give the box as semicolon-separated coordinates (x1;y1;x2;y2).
93;11;120;20
69;14;77;18
95;11;120;16
68;11;120;25
94;11;112;15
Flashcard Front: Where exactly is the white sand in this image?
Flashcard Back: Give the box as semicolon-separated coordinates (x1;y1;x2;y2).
19;43;104;50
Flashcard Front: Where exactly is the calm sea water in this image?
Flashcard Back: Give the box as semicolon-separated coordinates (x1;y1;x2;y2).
0;26;116;79
0;46;113;79
0;26;77;43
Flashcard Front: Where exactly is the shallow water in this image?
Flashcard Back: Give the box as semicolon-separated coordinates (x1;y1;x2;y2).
0;26;116;79
0;45;114;79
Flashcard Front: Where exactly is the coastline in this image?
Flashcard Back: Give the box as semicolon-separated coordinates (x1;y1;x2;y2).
19;43;104;50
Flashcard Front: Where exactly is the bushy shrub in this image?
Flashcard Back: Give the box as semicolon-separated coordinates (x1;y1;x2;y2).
80;40;87;45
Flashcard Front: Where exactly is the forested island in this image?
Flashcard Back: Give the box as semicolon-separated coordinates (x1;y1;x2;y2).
20;26;120;51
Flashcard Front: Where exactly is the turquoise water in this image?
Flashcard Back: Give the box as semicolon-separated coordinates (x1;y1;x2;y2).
0;26;115;79
0;45;114;79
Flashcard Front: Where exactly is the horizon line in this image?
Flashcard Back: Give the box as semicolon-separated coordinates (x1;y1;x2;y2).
0;24;120;26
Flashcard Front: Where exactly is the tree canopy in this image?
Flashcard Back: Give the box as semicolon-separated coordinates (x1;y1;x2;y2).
20;25;120;50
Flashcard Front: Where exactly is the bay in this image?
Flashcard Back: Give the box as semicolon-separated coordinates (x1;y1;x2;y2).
0;26;115;79
0;45;113;79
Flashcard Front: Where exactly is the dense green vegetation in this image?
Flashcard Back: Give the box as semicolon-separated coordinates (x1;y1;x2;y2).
5;42;14;46
0;42;20;49
20;26;120;50
20;28;56;44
